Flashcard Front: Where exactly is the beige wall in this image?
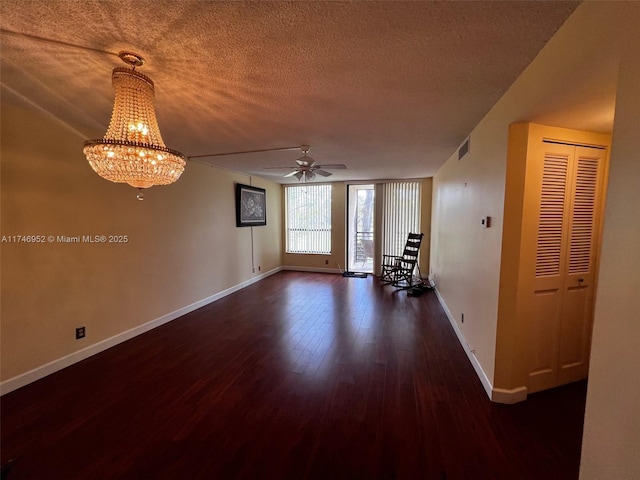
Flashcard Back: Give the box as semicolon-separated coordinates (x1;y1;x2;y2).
430;129;504;386
1;103;282;384
418;178;432;277
580;10;640;478
431;2;630;397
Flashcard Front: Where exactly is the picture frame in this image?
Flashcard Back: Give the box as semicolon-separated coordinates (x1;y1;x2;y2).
236;183;267;227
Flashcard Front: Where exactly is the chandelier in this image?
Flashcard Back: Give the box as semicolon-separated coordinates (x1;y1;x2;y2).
83;52;186;198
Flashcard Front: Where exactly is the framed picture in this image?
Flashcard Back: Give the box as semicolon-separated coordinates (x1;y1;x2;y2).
236;183;267;227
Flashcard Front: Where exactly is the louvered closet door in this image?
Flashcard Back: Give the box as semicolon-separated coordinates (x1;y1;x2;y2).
557;146;605;385
528;143;606;394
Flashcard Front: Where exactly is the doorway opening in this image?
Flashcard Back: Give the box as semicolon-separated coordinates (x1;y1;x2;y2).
347;184;375;273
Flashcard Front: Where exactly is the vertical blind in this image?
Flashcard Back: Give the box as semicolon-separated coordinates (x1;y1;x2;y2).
381;181;421;257
285;184;332;254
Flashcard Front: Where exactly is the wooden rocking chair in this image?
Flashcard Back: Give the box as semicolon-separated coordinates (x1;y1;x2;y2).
380;233;424;289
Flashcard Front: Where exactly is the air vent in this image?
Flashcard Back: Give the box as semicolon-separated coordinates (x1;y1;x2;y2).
458;137;470;160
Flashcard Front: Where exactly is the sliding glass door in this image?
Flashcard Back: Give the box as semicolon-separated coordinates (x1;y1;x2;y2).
346;181;422;276
347;184;375;273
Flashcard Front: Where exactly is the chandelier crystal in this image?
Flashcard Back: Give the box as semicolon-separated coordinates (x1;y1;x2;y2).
84;52;186;190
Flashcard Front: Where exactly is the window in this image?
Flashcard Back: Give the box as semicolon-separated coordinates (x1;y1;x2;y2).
285;184;332;254
381;181;421;257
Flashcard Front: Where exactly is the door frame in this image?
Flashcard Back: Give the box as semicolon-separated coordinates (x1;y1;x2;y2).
345;183;376;274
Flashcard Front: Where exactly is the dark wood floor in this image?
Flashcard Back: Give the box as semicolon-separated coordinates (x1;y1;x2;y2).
1;271;587;480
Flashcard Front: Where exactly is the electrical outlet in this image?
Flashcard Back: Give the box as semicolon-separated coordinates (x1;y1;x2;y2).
258;266;261;271
461;313;465;323
76;326;86;339
325;259;329;265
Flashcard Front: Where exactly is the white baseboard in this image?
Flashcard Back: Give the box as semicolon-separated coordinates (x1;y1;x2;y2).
281;265;342;274
0;267;282;396
491;386;528;404
433;287;527;404
433;287;494;400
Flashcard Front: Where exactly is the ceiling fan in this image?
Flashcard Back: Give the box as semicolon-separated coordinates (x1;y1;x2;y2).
268;145;346;181
188;144;346;181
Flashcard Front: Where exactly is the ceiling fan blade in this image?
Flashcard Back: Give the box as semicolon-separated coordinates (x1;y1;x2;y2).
315;169;332;177
264;166;298;170
316;164;346;169
284;170;300;177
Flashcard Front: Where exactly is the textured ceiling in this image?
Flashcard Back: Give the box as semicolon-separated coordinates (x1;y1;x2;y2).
1;0;595;184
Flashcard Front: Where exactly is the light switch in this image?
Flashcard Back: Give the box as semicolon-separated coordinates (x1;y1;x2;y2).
481;216;491;228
